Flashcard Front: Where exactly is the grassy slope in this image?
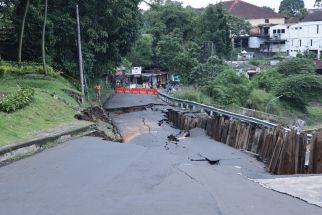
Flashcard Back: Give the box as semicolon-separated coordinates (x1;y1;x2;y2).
174;87;322;129
0;77;81;146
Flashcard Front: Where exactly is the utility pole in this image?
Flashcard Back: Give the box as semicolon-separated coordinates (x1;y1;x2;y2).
76;4;85;104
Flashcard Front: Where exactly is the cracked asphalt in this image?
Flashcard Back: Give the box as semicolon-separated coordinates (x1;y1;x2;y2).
0;94;321;214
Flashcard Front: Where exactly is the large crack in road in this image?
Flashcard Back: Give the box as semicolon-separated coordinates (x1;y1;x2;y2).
0;94;321;215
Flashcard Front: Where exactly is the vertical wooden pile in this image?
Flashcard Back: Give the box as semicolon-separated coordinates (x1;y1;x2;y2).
268;130;306;174
167;110;310;175
308;131;322;174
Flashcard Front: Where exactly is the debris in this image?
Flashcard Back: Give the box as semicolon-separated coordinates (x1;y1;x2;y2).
177;130;190;140
189;157;220;165
158;119;168;126
167;134;179;142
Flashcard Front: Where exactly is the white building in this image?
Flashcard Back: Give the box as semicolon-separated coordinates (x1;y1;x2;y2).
267;10;322;58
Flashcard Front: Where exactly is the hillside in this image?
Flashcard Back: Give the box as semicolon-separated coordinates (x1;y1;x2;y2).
0;64;85;146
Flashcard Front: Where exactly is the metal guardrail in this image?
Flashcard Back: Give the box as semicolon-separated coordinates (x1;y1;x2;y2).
157;90;278;128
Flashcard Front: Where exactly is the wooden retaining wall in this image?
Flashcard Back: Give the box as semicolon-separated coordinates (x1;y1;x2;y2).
167;109;322;175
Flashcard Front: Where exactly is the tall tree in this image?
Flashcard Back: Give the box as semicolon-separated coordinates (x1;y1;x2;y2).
8;0;142;78
315;0;322;7
18;0;30;63
200;3;232;59
279;0;305;17
41;0;47;74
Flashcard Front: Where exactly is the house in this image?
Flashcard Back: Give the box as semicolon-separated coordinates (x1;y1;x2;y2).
222;0;286;50
267;10;322;58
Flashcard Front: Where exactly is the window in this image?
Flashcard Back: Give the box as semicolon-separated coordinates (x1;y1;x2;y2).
295;27;298;30
318;25;320;34
273;30;276;34
281;29;285;33
300;40;301;47
299;27;302;30
292;40;294;46
265;19;269;23
311;39;313;46
277;29;281;33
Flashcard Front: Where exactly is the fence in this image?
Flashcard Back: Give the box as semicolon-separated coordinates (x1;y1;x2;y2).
115;87;157;95
167;110;322;174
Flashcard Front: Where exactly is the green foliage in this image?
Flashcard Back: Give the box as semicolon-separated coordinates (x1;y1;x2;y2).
315;0;322;7
279;0;306;18
0;0;14;28
246;89;276;112
0;87;34;113
251;69;283;92
0;61;59;78
249;58;266;66
228;15;251;37
126;34;153;67
276;57;315;76
200;3;232;58
156;29;184;71
175;87;213;104
185;56;224;84
202;69;250;106
275;74;322;111
296;50;317;60
5;0;142;78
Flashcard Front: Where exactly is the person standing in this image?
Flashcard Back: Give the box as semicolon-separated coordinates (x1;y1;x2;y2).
95;82;101;101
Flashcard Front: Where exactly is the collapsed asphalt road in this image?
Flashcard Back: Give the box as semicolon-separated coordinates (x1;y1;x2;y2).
0;94;321;215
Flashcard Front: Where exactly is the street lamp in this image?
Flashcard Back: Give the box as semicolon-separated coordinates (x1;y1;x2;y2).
265;95;283;113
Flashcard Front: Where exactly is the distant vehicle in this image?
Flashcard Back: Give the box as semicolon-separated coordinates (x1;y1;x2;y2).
170;74;181;84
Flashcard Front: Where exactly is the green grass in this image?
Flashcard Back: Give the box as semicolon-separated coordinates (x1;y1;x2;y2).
174;87;214;105
305;106;322;129
0;77;81;146
0;77;79;107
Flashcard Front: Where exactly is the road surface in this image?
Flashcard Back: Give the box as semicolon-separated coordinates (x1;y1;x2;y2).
0;94;321;215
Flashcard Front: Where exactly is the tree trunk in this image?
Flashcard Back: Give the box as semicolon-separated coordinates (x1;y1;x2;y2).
42;0;48;75
18;0;30;63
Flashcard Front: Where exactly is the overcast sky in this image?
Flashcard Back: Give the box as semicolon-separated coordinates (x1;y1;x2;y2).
140;0;317;11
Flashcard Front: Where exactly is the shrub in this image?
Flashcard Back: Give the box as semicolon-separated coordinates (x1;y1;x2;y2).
249;58;266;66
202;69;251;106
246;89;276;112
0;61;59;78
274;74;322;112
276;57;315;76
0;88;35;113
250;69;282;92
175;87;213;105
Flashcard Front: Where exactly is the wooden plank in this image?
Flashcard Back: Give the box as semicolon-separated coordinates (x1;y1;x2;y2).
247;125;256;151
308;132;322;174
268;132;285;174
295;133;306;174
226;121;237;147
220;119;230;144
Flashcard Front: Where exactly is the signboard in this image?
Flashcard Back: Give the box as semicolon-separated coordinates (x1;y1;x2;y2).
131;67;142;75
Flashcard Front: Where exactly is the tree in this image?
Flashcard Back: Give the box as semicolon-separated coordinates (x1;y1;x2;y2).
279;0;306;18
156;29;183;71
41;0;47;75
315;0;322;7
200;4;232;59
18;0;30;63
127;34;153;66
275;74;322;111
276;57;315;76
9;0;143;78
